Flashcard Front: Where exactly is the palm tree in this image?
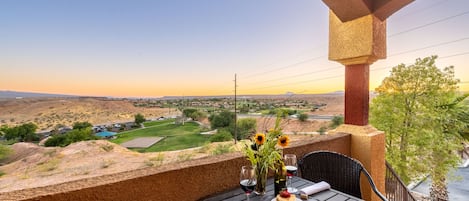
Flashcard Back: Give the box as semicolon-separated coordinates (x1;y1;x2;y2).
430;93;469;201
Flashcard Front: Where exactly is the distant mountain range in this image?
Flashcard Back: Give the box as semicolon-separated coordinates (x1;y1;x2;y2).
0;90;348;100
0;90;76;99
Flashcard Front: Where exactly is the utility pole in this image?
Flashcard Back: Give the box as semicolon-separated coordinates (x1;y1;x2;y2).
181;94;185;125
234;74;237;144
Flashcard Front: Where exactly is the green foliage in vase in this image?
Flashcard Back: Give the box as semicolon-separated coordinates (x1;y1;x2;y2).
243;113;289;170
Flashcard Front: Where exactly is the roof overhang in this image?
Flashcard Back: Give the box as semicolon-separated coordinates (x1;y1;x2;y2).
322;0;414;22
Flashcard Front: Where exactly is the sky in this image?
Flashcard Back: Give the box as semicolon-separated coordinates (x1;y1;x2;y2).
1;0;468;97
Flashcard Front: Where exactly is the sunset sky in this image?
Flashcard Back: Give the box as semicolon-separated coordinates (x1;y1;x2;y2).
1;0;468;97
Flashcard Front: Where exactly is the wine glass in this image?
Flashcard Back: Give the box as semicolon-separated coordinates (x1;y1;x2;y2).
240;165;256;201
284;154;299;194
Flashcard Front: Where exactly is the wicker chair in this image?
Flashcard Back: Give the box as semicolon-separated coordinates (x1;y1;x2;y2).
298;151;388;201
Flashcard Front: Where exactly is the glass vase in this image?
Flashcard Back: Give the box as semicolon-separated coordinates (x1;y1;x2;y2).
254;164;268;195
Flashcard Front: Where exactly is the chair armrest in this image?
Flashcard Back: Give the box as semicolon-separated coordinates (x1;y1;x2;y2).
362;168;388;201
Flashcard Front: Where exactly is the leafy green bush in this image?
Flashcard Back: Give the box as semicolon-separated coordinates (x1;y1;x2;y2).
45;128;98;147
209;129;233;142
330;115;344;128
44;135;69;147
0;145;11;161
317;126;327;135
229;118;257;140
267;108;297;117
298;113;308;122
72;121;93;130
2;123;39;142
134;113;146;125
210;110;234;129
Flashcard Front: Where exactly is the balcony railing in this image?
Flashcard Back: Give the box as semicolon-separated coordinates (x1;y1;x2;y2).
385;161;417;201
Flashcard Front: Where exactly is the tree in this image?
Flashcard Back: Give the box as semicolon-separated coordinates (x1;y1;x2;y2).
210;110;235;129
183;108;207;121
370;56;466;200
298;113;308;122
2;123;38;142
134;113;146;126
72;121;93;130
428;93;469;200
182;108;198;118
230;118;257;140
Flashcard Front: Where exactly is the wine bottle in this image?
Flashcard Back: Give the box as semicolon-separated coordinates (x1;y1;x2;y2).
274;161;287;196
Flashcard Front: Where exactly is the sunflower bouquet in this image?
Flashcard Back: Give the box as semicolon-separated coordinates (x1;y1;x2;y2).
243;115;290;195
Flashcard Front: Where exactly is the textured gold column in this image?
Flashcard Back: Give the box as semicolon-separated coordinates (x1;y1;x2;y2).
328;11;386;66
323;1;414;200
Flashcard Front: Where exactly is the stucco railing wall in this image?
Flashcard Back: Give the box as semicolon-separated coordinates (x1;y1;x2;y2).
4;133;351;201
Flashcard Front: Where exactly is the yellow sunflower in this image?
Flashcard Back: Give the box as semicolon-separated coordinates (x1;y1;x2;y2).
277;135;289;147
254;133;266;145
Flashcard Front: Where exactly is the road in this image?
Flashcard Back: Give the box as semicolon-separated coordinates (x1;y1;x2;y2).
237;113;335;120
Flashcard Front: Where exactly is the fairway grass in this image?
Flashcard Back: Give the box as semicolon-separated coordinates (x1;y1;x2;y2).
143;119;174;127
111;121;210;152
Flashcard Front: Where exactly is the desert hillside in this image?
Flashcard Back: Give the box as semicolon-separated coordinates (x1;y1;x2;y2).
0;140;205;192
0;98;175;130
0;135;317;193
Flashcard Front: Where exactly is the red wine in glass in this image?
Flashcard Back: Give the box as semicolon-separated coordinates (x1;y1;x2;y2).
240;165;256;201
286;165;298;177
284;154;299;193
240;179;256;194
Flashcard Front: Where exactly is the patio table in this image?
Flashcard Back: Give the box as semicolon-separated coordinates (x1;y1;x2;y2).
203;176;364;201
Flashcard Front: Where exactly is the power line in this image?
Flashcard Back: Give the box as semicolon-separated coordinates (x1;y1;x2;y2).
439;52;469;59
241;55;325;79
237;9;469;86
240;74;343;93
239;11;468;81
392;0;449;20
389;10;469;37
239;52;469;93
241;37;469;87
243;66;342;85
389;37;469;57
237;46;324;76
